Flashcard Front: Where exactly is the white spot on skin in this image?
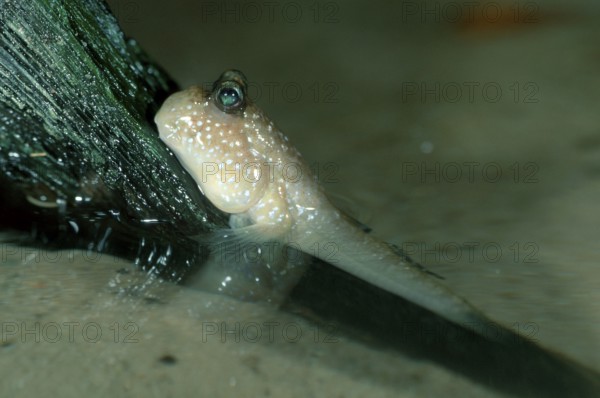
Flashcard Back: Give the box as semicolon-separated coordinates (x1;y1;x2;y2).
180;116;192;126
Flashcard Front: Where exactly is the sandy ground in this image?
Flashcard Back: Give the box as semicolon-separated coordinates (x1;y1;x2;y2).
2;0;600;396
1;251;497;397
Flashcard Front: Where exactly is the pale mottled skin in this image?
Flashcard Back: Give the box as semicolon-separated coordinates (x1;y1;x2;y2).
155;71;490;328
154;84;314;240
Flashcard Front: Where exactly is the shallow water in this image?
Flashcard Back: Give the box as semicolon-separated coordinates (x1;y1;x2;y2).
2;0;600;396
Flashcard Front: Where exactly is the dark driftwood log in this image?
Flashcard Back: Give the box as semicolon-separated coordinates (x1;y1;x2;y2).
0;0;228;279
1;1;599;396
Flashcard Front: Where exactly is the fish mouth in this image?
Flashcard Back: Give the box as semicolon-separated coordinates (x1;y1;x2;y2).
154;88;203;138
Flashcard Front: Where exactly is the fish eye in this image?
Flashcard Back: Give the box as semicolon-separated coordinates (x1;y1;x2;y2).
216;82;244;113
212;70;248;114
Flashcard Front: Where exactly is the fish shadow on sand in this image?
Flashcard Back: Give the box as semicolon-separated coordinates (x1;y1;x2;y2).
284;259;600;397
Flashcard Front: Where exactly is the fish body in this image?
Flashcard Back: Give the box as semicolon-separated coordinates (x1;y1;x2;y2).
155;70;490;328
